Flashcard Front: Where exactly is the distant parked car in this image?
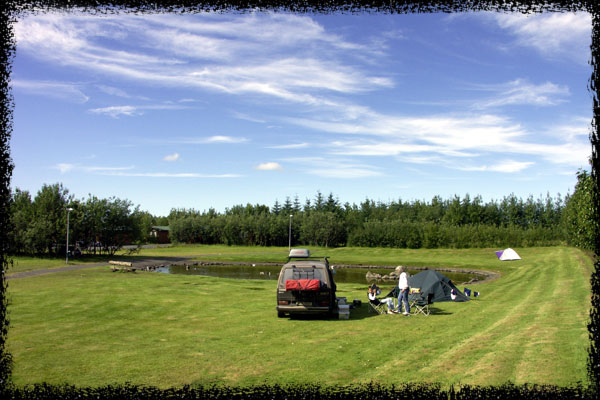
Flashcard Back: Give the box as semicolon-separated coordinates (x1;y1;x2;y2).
276;249;338;318
53;243;82;258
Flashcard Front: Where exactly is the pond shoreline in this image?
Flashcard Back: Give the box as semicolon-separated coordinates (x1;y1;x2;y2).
137;258;499;285
7;256;499;285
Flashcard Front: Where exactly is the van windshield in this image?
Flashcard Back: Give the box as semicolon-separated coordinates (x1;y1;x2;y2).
282;266;327;287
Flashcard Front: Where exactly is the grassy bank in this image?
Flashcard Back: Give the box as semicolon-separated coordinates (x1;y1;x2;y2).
6;255;109;275
5;246;592;388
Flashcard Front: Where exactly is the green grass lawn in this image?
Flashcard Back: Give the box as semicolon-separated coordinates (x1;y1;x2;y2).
6;255;110;275
5;246;592;388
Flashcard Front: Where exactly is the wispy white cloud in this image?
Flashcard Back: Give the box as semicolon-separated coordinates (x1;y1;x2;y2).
457;160;535;173
204;136;248;144
288;112;524;147
98;172;241;178
328;140;470;158
89;105;140;118
131;136;249;146
54;162;239;178
55;163;76;173
470;79;570;109
86;166;135;172
88;103;188;118
547;117;591;141
255;162;282;171
12;79;89;103
54;163;135;173
95;84;150;100
17;12;591;186
231;112;266;124
285;156;383;179
164;153;179;162
96;84;130;98
269;143;310;149
501;141;590;167
287;109;589;170
488;160;534;173
14;13;392;110
139;12;380;59
492;12;591;63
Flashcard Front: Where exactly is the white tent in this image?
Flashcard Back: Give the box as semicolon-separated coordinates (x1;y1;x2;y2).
495;248;521;261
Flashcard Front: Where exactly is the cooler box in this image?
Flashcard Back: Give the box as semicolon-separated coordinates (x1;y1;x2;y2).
338;304;350;320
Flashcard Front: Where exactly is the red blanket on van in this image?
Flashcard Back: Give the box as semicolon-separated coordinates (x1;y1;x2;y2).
285;279;320;291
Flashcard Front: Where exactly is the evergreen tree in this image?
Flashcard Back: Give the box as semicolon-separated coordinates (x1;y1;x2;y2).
303;198;312;213
271;199;282;215
442;195;464;226
293;195;301;213
282;196;293;215
314;191;325;212
324;192;341;214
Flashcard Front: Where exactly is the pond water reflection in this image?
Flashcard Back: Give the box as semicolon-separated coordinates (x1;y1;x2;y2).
159;264;478;285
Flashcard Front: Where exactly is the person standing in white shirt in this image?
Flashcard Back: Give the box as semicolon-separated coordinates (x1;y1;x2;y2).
397;266;410;315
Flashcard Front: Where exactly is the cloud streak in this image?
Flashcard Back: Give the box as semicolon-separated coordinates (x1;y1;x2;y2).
457;160;535;173
269;143;310;149
164;153;179;162
255;162;282;171
54;163;240;178
99;172;241;178
18;12;591;187
15;13;392;111
493;12;591;63
88;104;189;118
470;79;570;109
289;109;589;170
12;79;90;103
54;163;135;173
285;156;383;179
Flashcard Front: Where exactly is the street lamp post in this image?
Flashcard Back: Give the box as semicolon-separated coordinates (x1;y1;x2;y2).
288;214;293;250
66;207;73;264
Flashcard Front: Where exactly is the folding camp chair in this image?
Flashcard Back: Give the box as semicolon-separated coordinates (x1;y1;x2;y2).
367;285;397;314
367;299;388;314
409;290;433;316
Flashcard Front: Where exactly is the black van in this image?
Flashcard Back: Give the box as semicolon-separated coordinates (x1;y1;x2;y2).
276;249;337;318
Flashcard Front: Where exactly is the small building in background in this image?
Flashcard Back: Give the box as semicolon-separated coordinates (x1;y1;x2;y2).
151;226;170;244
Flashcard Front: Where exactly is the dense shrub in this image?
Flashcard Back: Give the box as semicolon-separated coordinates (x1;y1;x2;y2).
562;170;597;250
8;184;145;256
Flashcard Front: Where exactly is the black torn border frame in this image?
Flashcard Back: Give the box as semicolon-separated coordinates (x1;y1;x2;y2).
0;1;599;399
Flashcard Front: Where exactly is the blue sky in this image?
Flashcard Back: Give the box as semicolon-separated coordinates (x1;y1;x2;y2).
10;11;592;216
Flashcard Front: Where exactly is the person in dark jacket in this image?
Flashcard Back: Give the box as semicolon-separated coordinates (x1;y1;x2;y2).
368;284;396;314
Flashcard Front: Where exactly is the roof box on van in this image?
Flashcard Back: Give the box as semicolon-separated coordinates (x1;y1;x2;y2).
288;248;311;258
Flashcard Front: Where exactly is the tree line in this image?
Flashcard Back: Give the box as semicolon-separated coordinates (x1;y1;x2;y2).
167;190;569;249
8;183;165;256
8;170;595;256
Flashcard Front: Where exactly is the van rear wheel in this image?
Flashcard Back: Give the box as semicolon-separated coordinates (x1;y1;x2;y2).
277;311;285;318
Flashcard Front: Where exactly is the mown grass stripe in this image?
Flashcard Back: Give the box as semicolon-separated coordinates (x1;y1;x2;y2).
392;252;564;385
5;246;591;388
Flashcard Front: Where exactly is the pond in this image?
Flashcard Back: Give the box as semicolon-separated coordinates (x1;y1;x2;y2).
158;264;480;286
